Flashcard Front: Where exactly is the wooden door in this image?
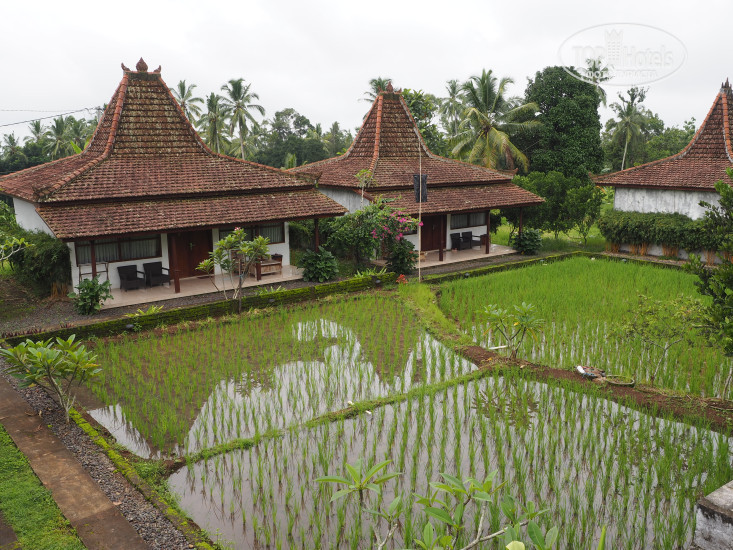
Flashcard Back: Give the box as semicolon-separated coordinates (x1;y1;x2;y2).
169;230;213;278
420;215;444;251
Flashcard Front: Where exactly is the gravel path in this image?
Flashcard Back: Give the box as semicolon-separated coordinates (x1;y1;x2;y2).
0;366;192;550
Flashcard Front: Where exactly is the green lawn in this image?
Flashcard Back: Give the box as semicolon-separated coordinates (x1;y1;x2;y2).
0;426;83;549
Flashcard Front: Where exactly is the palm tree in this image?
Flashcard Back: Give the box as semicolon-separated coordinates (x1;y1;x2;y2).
221;78;265;160
25;120;47;144
171;80;204;123
439;79;463;138
363;77;392;102
452;69;539;172
67;117;93;153
45;116;73;159
583;58;610;106
198;93;230;154
607;87;649;170
2;133;23;158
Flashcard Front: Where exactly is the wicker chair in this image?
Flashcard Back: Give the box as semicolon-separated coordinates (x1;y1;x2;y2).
143;261;170;287
462;231;481;249
117;265;146;291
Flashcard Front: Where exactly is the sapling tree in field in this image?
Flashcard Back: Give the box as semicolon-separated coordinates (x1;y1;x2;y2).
620;294;703;385
197;230;269;310
482;302;544;359
0;335;100;423
317;459;561;550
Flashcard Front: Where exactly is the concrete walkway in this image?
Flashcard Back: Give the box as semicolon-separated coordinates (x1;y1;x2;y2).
0;378;148;550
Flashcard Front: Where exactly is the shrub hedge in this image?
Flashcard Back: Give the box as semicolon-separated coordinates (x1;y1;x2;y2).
9;229;71;296
1;272;397;346
597;210;720;251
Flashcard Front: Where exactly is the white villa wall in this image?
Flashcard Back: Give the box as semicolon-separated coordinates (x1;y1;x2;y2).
13;199;54;234
320;187;367;214
614;188;720;220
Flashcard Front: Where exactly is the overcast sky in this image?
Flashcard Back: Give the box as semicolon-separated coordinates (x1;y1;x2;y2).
2;0;732;141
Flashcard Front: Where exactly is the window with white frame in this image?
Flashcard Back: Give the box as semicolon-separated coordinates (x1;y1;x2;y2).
75;235;161;265
450;212;487;229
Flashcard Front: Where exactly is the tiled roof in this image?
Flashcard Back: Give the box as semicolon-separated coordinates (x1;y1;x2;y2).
291;88;517;190
0;61;346;239
38;189;346;239
376;184;543;216
596;81;733;191
0;63;317;203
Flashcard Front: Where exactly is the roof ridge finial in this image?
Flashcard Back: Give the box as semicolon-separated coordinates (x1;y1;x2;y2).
121;62;131;72
386;81;394;93
136;58;148;72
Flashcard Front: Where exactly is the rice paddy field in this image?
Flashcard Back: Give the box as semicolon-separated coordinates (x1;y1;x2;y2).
81;257;733;549
89;295;473;456
439;256;733;400
169;371;732;549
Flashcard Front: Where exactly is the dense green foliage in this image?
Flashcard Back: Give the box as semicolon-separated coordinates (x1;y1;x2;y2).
513;171;603;239
9;228;71;295
687;171;733;354
510;228;543;255
522;66;603;179
597;210;719;251
386;239;418;275
298;246;340;282
0;426;84;549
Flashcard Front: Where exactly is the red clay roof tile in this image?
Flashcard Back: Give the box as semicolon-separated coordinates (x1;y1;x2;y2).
596;82;733;191
0;62;346;238
38;189;345;240
290;89;540;210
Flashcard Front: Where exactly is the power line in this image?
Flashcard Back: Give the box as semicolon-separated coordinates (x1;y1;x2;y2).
0;108;98;129
0;108;89;112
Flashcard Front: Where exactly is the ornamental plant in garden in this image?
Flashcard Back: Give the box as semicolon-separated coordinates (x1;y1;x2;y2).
1;335;100;423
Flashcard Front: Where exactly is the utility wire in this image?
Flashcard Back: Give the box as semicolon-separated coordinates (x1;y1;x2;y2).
0;108;98;129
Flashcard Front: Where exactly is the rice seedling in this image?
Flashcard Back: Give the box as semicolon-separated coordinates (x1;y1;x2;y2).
169;371;732;549
439;257;732;399
87;296;475;456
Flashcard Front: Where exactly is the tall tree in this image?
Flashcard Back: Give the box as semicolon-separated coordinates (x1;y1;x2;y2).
452;69;539;172
25;120;47;145
198;93;230;154
605;87;649;171
221;78;265;160
402;89;447;156
439;79;463;139
44;116;73;160
522;66;604;180
363;77;392;102
324;121;351;156
171;80;204;123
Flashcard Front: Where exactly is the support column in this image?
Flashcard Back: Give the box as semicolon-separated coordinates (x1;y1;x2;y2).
519;208;524;236
485;210;491;254
90;240;97;278
314;218;320;250
438;216;444;262
169;233;181;293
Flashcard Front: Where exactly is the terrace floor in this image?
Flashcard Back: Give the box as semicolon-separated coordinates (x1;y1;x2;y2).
101;244;516;310
102;265;303;310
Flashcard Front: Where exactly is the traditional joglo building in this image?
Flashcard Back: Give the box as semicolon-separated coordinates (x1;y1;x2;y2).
291;83;543;260
597;79;733;219
0;59;346;291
